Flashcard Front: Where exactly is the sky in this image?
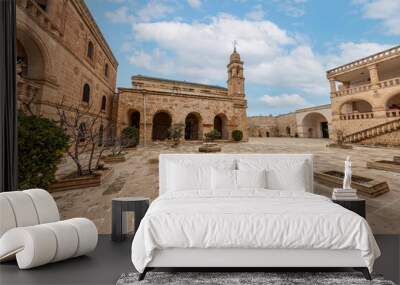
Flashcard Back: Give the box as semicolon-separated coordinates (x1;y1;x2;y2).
86;0;399;116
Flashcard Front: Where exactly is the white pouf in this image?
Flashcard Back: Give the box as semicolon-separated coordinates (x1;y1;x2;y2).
0;189;98;269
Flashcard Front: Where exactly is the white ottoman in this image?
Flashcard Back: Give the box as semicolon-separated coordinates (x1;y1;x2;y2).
0;189;98;269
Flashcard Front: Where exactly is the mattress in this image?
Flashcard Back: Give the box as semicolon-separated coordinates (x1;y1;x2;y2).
131;190;380;273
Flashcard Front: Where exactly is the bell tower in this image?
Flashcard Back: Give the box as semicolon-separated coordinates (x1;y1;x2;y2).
227;45;245;97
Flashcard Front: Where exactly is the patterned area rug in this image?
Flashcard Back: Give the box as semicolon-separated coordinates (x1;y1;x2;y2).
116;272;395;285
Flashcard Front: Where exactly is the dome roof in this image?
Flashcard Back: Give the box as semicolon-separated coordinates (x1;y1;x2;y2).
230;49;241;62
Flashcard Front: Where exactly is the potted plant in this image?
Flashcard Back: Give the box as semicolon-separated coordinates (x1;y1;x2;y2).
168;125;184;147
121;126;139;149
47;100;114;192
199;129;222;152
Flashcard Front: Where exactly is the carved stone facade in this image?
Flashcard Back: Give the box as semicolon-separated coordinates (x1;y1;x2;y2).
327;45;400;145
249;105;331;139
114;50;248;144
16;0;118;137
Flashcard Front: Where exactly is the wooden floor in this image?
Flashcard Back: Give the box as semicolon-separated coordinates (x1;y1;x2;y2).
0;235;399;285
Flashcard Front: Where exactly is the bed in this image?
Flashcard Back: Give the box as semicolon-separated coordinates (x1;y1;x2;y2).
131;154;380;280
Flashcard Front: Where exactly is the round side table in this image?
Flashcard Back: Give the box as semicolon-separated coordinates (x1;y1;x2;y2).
111;197;149;242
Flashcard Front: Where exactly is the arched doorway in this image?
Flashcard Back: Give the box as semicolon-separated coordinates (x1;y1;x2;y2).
185;112;201;140
152;111;172;141
213;114;228;139
386;94;400;110
16;35;45;80
286;127;291;136
340;100;373;119
302;112;329;138
130;111;140;129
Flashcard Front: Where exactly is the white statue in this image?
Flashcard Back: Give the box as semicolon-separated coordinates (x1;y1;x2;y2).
343;156;352;190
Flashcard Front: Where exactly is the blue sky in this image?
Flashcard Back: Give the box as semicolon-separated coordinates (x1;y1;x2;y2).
86;0;399;116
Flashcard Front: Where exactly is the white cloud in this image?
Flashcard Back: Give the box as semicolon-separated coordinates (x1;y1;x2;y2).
325;42;393;69
187;0;202;9
106;1;175;24
260;94;308;108
355;0;400;35
273;0;308;17
125;13;394;99
245;4;265;21
137;0;175;22
130;14;330;95
105;6;134;24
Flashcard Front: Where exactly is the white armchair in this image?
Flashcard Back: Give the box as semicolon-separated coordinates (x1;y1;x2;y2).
0;189;97;269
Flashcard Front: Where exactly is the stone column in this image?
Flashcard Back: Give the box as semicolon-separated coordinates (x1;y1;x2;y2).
329;79;337;97
368;64;380;85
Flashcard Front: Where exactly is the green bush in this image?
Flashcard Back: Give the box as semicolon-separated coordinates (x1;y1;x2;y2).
232;130;243;142
18;112;69;189
204;129;221;141
121;126;139;147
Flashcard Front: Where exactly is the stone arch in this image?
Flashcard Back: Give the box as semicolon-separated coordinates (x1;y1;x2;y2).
184;112;202;140
301;112;329;138
385;93;400;110
152;110;172;141
339;99;373;114
16;22;52;80
213;113;228;139
127;109;141;141
286;126;291;136
128;110;141;129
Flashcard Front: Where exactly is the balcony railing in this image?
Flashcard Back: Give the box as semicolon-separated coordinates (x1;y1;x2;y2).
336;84;373;97
380;77;400;89
386;109;400;118
334;76;400;98
340;112;374;120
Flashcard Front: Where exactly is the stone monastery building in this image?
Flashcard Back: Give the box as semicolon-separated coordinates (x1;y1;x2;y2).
16;0;248;144
16;0;118;140
114;48;248;145
250;45;400;146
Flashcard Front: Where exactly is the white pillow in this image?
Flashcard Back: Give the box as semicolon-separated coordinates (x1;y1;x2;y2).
236;169;267;189
238;159;307;191
167;163;211;191
266;161;306;191
212;168;237;191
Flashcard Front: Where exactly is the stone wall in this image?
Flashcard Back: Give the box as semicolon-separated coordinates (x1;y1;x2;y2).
116;83;248;144
16;0;117;136
248;116;277;137
275;113;297;137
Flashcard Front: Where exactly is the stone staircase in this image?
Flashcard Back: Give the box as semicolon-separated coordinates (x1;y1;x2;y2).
343;118;400;144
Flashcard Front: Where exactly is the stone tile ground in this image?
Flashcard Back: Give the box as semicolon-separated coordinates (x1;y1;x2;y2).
52;138;400;234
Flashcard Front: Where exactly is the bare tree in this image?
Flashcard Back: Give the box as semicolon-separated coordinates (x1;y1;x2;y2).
55;98;106;177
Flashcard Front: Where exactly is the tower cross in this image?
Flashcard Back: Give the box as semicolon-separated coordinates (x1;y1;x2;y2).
233;40;238;52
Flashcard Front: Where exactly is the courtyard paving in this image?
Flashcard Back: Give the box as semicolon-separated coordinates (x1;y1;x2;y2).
52;138;400;234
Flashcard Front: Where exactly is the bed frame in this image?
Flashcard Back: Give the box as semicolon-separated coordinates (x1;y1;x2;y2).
138;154;372;281
139;248;371;280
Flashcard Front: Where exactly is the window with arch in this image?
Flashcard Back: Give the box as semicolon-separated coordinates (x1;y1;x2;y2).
87;41;94;60
82;83;90;103
101;96;107;111
104;63;109;77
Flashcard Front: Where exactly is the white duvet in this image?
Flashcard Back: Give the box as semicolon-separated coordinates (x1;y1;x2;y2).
131;190;380;273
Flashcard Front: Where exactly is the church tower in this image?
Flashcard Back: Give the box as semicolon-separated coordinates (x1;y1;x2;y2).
227;46;245;97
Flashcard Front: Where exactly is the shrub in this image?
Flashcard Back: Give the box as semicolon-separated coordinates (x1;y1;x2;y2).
204;129;221;141
121;126;139;147
232;130;243;142
168;125;184;147
18;112;69;189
